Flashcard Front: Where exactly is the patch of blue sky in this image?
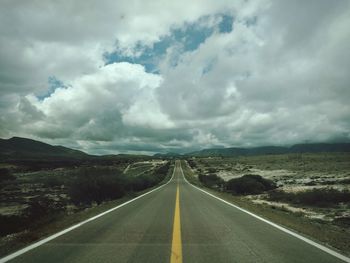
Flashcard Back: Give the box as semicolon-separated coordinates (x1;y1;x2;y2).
104;14;234;72
173;22;214;52
37;76;66;100
104;20;215;72
218;14;234;33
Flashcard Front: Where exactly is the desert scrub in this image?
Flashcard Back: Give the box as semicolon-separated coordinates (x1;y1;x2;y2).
198;173;225;189
226;174;277;195
69;162;171;206
0;168;15;183
268;188;350;207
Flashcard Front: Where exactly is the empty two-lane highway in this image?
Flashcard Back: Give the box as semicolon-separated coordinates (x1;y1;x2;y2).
2;161;348;263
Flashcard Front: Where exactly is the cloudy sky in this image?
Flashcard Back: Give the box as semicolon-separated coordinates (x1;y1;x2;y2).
0;0;349;155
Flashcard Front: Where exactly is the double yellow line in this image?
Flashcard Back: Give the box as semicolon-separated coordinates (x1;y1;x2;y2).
170;163;183;263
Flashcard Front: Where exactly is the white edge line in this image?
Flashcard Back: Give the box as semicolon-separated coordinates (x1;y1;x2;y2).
0;164;176;263
179;161;350;263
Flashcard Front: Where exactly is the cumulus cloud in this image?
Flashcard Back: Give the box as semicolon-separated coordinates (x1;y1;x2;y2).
26;62;168;139
157;0;350;148
0;0;349;154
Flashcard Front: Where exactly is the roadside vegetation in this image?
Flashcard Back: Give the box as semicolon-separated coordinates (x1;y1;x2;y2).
188;158;276;195
0;168;16;183
69;168;127;206
198;173;224;189
0;159;172;257
268;188;350;207
226;174;276;195
182;155;350;255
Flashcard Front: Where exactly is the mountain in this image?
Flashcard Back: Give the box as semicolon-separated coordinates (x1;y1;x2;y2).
153;152;182;158
0;137;89;160
2;137;350;161
187;143;350;157
288;143;350;153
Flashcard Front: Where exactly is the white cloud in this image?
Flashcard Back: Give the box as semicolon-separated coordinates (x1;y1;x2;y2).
156;0;350;148
26;62;166;139
0;0;349;154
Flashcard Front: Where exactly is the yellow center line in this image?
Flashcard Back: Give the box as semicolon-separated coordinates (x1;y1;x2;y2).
170;167;182;263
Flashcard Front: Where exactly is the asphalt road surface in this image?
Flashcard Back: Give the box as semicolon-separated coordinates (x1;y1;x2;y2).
2;161;348;263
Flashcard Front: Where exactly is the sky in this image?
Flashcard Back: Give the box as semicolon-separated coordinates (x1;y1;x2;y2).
0;0;350;155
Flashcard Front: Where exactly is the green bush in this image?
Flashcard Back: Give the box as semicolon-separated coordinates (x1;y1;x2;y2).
42;176;65;188
333;217;350;227
208;168;217;173
198;173;225;189
69;167;126;206
69;163;170;206
225;174;276;195
24;197;65;220
187;159;197;169
154;162;170;178
129;162;170;191
0;197;64;236
268;188;350;207
129;174;155;191
0;168;15;182
0;215;25;236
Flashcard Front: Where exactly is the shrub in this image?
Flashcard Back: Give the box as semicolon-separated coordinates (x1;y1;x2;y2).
268;188;350;207
23;197;64;221
0;215;25;236
69;163;170;206
333;217;350;227
42;176;65;188
339;178;350;184
187;159;197;169
69;167;126;206
129;162;170;191
154;162;170;181
198;173;225;189
129;174;156;191
0;168;16;182
225;174;276;195
0;196;65;236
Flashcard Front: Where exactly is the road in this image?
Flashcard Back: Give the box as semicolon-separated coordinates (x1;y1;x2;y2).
2;161;348;263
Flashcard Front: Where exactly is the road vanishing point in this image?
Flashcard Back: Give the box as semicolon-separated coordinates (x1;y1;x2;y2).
1;161;349;263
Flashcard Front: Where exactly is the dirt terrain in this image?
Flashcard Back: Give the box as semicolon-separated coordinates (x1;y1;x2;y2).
188;153;350;223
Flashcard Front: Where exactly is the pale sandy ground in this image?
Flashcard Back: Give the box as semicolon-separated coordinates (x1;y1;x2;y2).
0;204;29;216
134;160;167;166
193;159;350;222
249;198;328;220
124;160;167;176
217;168;350;192
124;160;166;173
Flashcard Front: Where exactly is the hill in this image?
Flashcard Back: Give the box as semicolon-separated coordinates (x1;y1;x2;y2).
153;152;182;158
0;137;89;160
187;143;350;157
2;137;350;160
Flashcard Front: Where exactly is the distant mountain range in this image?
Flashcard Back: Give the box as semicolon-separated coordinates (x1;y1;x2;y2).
0;137;152;161
0;137;90;160
186;143;350;157
153;152;182;158
1;137;350;161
